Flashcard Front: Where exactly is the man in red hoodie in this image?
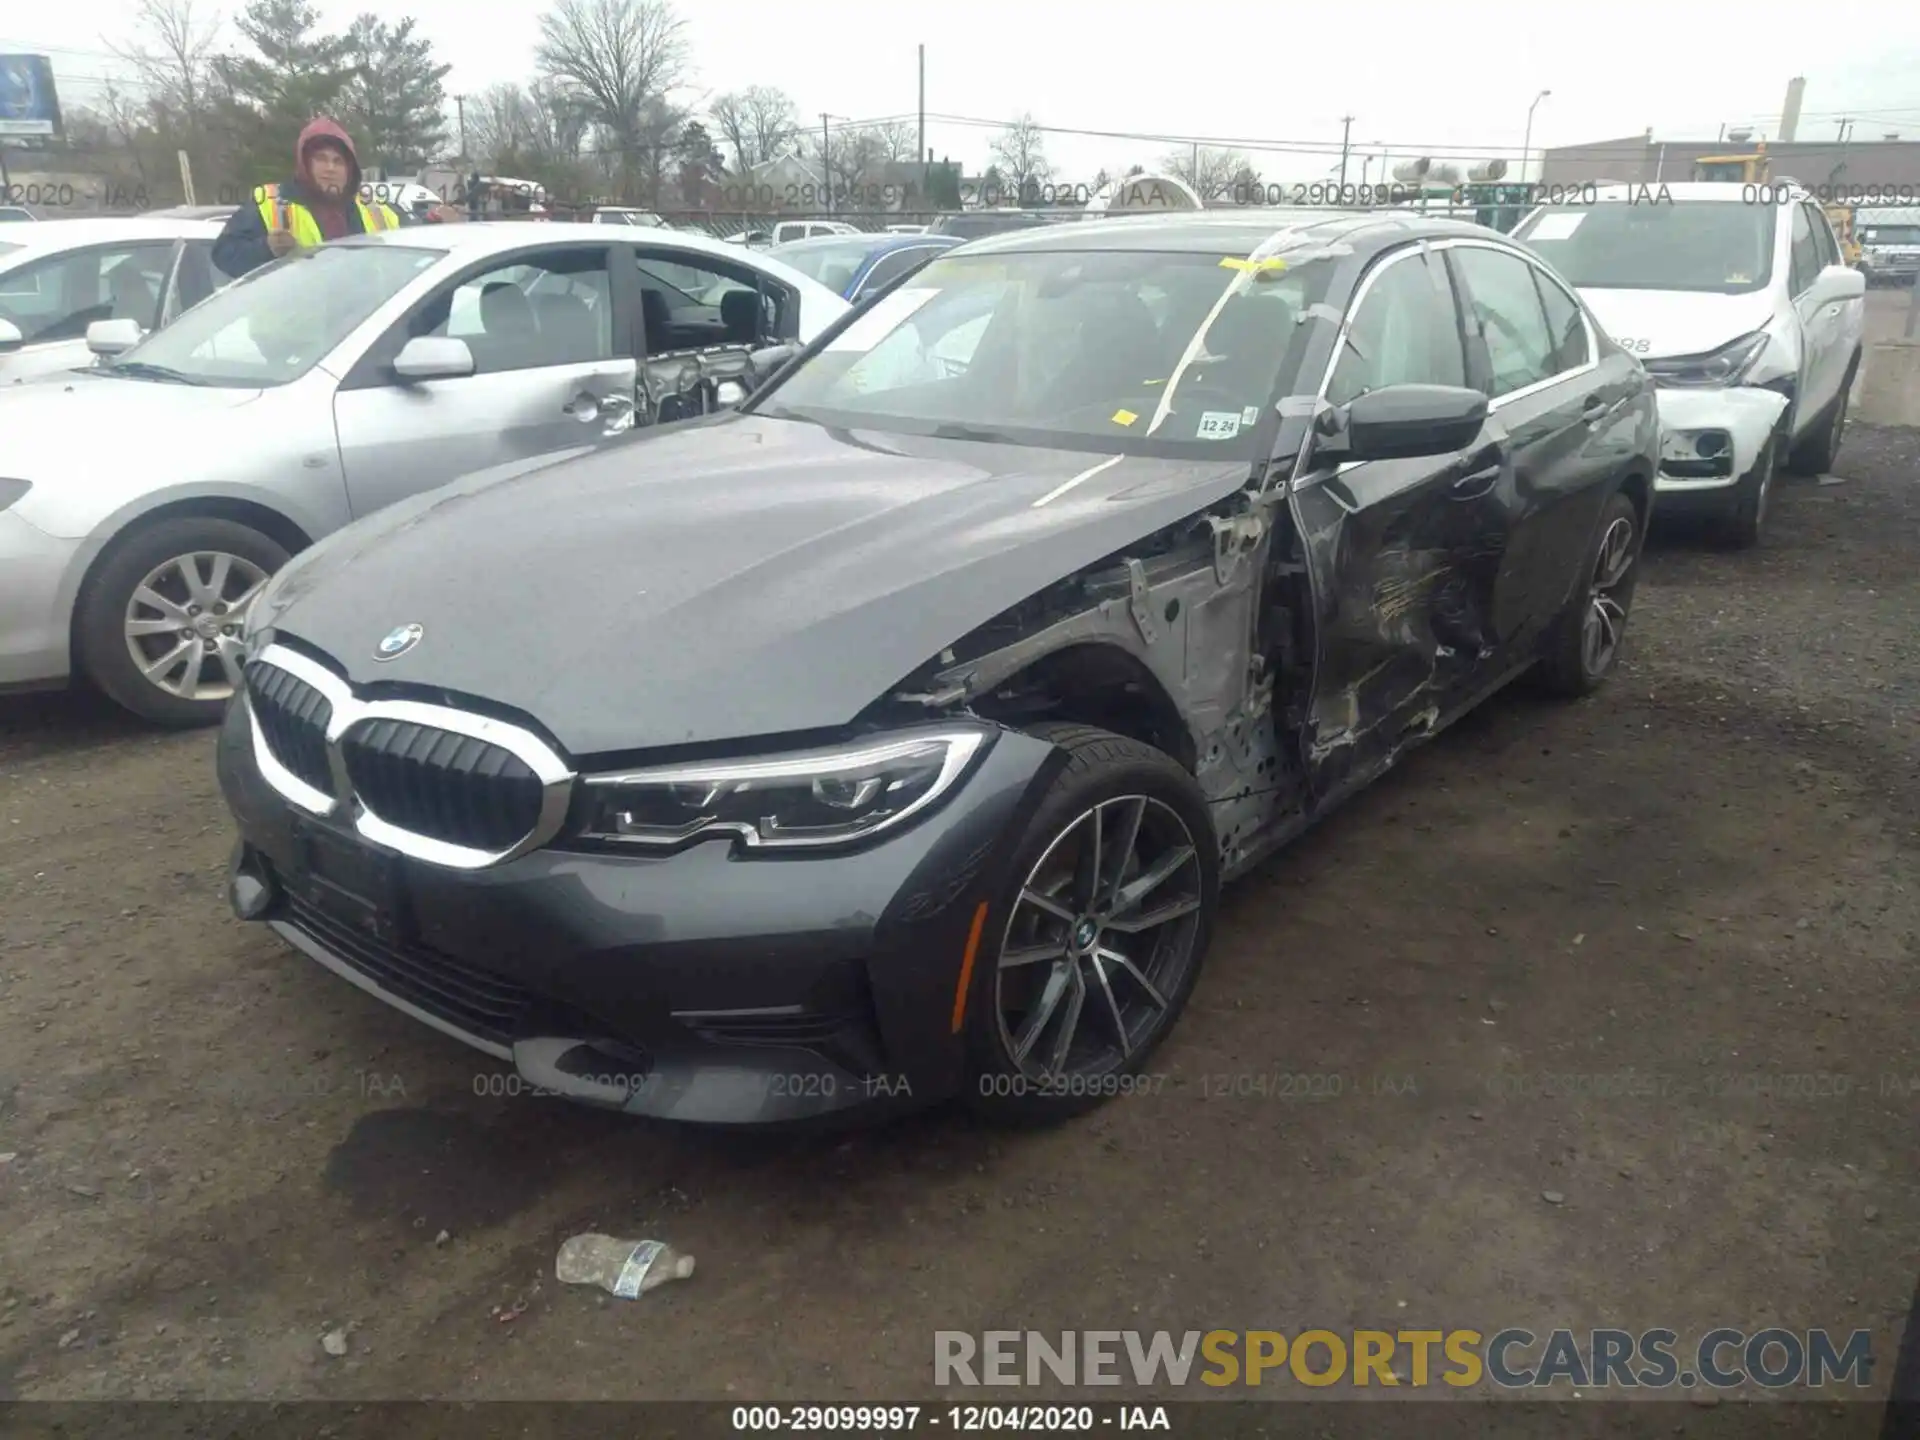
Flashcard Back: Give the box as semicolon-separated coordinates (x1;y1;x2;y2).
212;117;409;278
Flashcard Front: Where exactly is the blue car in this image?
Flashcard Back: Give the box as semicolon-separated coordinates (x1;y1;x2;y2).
769;231;960;303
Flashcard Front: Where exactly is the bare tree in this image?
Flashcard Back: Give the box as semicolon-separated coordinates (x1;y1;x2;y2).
108;0;222;122
709;84;798;172
1161;144;1253;203
817;123;887;207
870;118;919;164
988;113;1051;203
536;0;688;201
467;81;534;163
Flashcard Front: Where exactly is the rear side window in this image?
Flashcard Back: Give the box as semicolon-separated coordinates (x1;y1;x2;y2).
1326;249;1466;405
1450;245;1558;398
858;245;943;295
1533;269;1590;375
1789;206;1819;294
1805;203;1840;268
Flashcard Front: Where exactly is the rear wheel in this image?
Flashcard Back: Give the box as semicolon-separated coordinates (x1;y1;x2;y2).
1535;490;1640;697
964;724;1218;1124
75;517;287;727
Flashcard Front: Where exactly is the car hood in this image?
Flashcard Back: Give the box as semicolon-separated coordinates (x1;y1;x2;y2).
1577;287;1780;360
0;371;265;469
262;413;1253;758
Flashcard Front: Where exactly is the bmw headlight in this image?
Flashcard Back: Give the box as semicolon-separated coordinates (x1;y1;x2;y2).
578;727;993;850
1641;330;1770;387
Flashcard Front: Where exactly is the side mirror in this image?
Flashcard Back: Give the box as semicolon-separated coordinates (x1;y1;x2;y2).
1824;265;1867;300
0;317;22;351
1333;384;1489;462
392;335;475;381
87;318;143;357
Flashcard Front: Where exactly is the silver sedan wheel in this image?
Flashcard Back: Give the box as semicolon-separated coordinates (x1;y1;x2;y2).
122;551;270;702
1581;514;1636;678
994;794;1205;1079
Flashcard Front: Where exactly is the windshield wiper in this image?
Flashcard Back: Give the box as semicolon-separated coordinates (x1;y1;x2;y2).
102;360;206;386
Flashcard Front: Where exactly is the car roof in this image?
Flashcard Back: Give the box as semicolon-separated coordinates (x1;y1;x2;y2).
338;220;788;266
772;232;959;258
953;207;1512;259
0;215;225;253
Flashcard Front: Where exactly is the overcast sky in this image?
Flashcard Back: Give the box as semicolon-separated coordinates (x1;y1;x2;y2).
10;0;1920;182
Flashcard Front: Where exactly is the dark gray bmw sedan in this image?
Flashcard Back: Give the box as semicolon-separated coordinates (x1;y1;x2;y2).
217;211;1658;1125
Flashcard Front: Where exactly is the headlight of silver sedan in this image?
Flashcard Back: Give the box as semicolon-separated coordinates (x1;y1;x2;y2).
578;727;993;850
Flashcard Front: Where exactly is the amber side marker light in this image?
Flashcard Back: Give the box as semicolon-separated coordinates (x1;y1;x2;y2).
950;901;991;1034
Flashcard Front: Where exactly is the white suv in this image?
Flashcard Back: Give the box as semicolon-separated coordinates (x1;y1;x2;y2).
1514;182;1864;546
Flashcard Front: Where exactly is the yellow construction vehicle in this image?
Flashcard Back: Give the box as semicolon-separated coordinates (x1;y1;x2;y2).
1691;142;1862;264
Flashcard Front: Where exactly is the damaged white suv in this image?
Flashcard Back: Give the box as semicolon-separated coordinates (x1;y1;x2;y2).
1515;182;1864;546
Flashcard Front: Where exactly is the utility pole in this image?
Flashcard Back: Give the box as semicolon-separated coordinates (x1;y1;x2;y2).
1338;115;1354;188
917;45;926;203
820;111;832;215
455;95;468;161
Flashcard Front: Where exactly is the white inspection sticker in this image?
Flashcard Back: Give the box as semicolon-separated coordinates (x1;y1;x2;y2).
825;287;939;352
1527;212;1586;241
1197;411;1242;441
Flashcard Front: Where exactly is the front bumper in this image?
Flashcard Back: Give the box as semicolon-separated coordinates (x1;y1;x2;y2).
1651;386;1788;496
0;510;81;689
216;692;1061;1124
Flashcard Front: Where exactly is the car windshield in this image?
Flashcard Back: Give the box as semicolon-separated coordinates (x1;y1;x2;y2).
102;243;440;387
1514;202;1775;295
773;238;884;293
750;247;1332;457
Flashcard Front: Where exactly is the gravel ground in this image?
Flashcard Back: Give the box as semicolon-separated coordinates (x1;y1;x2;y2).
0;419;1915;1418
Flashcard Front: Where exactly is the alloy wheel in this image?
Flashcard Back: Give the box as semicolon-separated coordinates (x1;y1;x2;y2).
994;795;1205;1079
122;550;270;702
1581;514;1636;678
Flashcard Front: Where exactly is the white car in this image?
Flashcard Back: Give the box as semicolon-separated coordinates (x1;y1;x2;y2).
1514;182;1864;546
725;220;859;248
0;222;847;724
0;216;228;385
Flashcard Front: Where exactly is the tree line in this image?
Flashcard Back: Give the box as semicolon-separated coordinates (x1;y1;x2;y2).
36;0;1268;212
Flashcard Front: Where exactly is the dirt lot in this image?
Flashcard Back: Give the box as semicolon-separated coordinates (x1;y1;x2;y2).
1;415;1916;1415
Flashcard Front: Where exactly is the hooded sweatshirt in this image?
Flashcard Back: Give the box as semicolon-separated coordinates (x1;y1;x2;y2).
293;115;362;239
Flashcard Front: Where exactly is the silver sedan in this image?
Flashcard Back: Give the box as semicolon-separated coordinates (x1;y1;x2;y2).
0;221;847;724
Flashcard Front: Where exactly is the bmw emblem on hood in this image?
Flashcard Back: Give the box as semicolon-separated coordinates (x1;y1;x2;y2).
374;623;424;661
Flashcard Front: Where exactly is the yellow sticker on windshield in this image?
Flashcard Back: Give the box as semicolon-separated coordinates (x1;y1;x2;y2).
1219;256;1289;272
1112;409;1138;426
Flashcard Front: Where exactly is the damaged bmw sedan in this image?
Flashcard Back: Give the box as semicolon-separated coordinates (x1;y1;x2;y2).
216;212;1658;1125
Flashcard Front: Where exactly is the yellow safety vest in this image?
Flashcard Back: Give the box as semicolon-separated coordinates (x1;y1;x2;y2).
253;183;399;246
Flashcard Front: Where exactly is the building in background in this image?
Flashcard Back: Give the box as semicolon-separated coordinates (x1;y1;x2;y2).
1542;133;1920;190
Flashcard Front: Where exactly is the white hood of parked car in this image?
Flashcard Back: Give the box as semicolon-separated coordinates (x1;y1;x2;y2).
1577;288;1780;361
0;372;266;472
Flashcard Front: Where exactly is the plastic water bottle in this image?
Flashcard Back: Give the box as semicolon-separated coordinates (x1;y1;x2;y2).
555;1234;695;1299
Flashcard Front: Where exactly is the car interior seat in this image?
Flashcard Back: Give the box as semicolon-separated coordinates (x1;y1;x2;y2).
719;289;760;346
107;263;157;327
531;291;598;364
639;288;674;354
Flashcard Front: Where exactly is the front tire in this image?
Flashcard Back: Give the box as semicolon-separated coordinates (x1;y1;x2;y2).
1535;490;1641;697
964;723;1219;1124
1786;359;1855;476
1716;432;1779;549
74;517;288;727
